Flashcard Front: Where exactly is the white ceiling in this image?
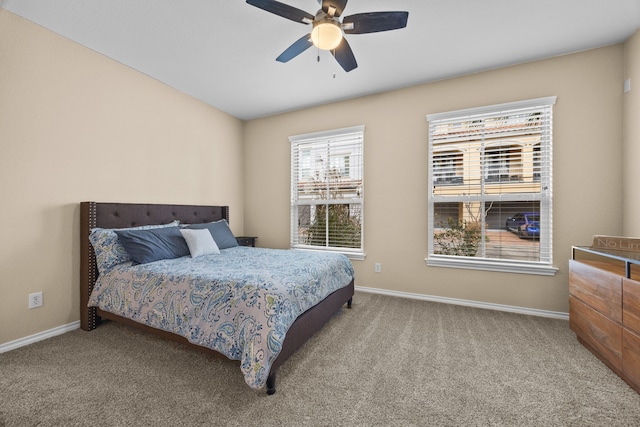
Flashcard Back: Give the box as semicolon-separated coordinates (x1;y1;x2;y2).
3;0;640;120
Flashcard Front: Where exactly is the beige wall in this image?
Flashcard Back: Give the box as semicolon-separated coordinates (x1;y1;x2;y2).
624;30;640;236
0;11;244;344
244;45;626;314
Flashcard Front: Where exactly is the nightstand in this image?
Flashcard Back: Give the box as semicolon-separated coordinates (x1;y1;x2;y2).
236;236;257;247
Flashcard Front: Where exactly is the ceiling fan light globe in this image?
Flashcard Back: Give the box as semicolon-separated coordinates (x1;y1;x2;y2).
311;21;342;50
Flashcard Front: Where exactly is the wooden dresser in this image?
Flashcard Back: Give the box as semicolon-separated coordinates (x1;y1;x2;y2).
569;243;640;393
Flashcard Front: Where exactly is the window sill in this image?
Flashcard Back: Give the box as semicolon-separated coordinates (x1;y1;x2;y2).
425;255;558;276
292;246;365;261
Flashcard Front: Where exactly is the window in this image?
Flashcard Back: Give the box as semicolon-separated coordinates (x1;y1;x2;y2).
485;145;518;182
290;125;364;259
426;97;557;275
433;151;463;184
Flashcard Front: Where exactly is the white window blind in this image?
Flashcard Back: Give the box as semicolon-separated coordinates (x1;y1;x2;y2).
290;125;364;259
426;97;557;275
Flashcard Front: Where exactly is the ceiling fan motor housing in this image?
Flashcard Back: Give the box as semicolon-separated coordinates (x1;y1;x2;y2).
311;10;342;50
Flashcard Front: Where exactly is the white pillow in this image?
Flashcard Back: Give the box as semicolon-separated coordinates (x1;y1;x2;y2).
179;228;220;257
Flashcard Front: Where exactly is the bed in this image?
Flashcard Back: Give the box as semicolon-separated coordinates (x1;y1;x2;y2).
80;202;354;394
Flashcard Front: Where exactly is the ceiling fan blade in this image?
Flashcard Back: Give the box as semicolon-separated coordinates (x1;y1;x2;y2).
276;34;313;62
332;38;357;72
321;0;348;18
246;0;314;24
343;11;409;34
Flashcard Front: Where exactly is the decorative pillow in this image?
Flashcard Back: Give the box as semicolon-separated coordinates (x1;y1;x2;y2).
179;228;220;257
115;226;190;265
89;220;179;274
187;219;239;249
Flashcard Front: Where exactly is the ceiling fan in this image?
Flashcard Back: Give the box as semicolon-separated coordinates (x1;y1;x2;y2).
246;0;409;72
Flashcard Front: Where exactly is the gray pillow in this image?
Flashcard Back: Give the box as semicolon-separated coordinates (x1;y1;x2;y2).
89;220;180;273
115;226;190;264
187;219;239;249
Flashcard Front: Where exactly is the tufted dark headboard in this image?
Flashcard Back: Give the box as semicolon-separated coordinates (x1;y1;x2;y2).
79;202;229;330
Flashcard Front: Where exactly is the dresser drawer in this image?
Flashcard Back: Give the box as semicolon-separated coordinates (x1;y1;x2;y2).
570;260;622;322
570;296;622;370
623;278;640;335
623;328;640;388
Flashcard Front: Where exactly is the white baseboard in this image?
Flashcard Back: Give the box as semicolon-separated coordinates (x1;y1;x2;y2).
355;286;569;320
0;321;80;353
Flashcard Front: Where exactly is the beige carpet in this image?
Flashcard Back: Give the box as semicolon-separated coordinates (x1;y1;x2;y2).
2;292;640;426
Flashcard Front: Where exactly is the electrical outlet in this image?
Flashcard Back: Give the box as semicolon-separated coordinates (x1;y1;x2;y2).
374;263;382;273
29;292;43;309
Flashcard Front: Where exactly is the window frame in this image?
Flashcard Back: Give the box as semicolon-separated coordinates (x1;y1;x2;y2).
289;125;365;260
426;97;557;276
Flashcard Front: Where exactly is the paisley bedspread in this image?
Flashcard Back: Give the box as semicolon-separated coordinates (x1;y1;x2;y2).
87;246;354;389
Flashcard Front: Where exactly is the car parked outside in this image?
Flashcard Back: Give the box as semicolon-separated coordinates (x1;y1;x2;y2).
505;212;540;238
